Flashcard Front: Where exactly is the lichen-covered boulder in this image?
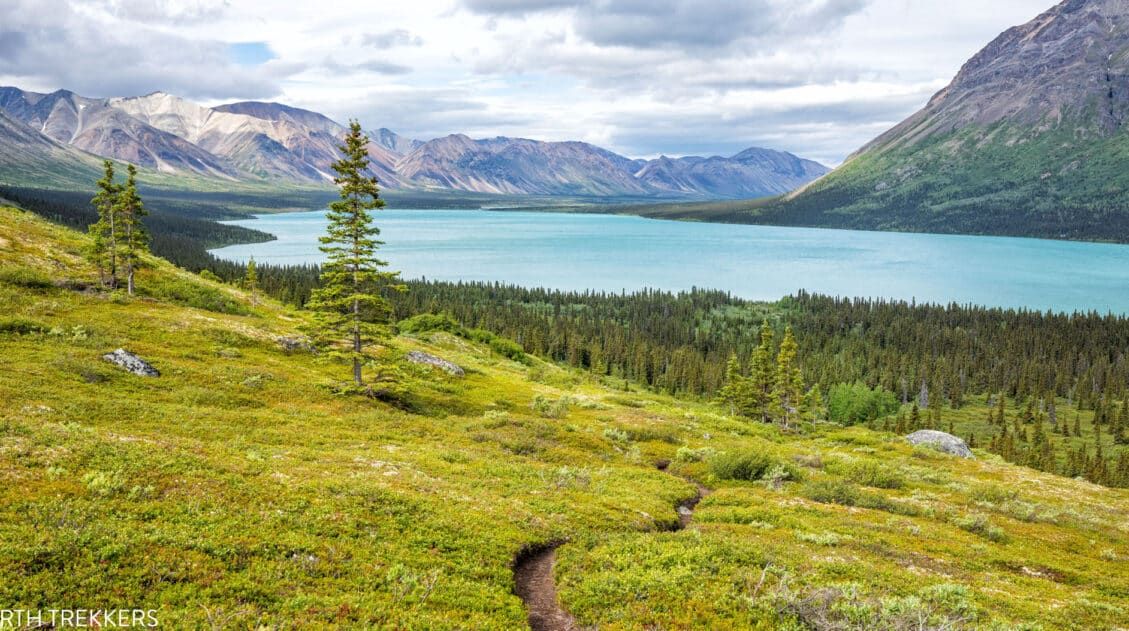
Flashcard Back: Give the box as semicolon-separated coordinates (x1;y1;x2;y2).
102;349;159;377
906;430;973;458
406;350;465;377
276;336;316;353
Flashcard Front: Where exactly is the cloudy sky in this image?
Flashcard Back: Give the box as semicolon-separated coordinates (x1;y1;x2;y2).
0;0;1053;165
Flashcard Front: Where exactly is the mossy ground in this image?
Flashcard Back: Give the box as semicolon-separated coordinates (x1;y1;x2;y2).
1;206;1127;629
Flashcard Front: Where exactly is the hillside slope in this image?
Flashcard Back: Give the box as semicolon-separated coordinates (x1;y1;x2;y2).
1;207;1127;628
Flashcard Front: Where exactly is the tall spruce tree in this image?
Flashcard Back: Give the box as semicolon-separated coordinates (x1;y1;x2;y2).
116;164;148;295
308;120;403;386
88;160;121;288
771;326;804;430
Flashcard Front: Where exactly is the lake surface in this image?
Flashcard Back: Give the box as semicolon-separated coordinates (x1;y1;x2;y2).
209;209;1129;314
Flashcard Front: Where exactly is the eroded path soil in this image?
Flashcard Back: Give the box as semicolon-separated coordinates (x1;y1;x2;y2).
512;544;578;631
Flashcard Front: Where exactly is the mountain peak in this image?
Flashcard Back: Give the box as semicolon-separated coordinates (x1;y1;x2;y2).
768;0;1129;241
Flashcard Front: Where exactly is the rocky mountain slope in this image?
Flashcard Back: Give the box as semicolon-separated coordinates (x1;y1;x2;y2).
0;88;237;179
395;135;828;198
749;0;1129;241
395;134;655;197
0;86;826;199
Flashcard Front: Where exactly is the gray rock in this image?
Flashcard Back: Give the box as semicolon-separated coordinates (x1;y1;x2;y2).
276;336;315;353
406;350;464;377
906;430;973;458
102;348;159;377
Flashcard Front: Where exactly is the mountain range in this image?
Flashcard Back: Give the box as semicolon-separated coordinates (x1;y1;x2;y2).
0;86;828;199
744;0;1129;241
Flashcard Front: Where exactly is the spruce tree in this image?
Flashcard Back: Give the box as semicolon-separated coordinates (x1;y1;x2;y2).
307;121;403;387
717;354;746;416
88;160;121;288
748;321;776;423
245;256;259;306
771;326;804;430
115;164;148;295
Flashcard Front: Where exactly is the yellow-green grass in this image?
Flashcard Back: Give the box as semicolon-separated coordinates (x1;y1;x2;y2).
1;206;1127;629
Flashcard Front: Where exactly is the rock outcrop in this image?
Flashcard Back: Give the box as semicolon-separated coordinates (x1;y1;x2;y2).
406;351;465;377
102;349;159;377
906;430;973;458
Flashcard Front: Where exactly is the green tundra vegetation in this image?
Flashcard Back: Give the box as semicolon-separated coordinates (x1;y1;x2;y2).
3;204;1129;628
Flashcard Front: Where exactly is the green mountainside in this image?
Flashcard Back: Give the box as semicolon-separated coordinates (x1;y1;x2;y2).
626;0;1129;242
2;207;1128;628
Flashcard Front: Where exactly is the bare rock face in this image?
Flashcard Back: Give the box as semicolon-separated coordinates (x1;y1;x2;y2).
863;0;1129;154
906;430;973;458
102;349;159;377
406;350;464;377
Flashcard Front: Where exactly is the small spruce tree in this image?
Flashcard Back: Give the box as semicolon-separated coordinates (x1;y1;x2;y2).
88;159;121;288
245;256;259;306
717;354;747;416
748;321;776;423
115;164;148;295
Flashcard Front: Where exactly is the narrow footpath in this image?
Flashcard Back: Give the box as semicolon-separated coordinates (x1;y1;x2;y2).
511;463;711;630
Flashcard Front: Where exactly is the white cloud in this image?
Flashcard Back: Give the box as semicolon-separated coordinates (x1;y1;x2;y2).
0;0;1054;163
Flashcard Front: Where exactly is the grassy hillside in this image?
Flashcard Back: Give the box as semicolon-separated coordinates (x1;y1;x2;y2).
1;206;1128;629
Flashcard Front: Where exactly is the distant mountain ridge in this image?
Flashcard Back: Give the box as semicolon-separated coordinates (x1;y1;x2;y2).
635;148;829;198
0;86;828;199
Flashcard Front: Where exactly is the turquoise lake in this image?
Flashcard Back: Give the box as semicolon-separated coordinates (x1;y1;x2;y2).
209;209;1129;314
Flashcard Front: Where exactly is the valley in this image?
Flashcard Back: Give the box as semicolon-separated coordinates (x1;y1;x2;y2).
5;0;1129;628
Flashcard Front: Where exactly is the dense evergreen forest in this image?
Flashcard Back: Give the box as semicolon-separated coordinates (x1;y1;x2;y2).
391;283;1129;403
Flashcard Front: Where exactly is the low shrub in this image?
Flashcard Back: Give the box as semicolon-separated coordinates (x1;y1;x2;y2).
0;317;46;335
625;426;681;444
487;336;527;362
711;450;799;483
146;278;247;315
970;484;1019;504
675;446;715;463
843;460;906;489
0;267;54;289
804;479;919;516
532;394;571;419
804;479;862;506
397;313;464;336
954;513;1008;543
603;427;630;443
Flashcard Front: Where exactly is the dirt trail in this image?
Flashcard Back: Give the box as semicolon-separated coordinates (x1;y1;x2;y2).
512;463;710;630
512;544;578;631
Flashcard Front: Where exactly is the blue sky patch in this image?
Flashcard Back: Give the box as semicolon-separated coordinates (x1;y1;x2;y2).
228;42;276;66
